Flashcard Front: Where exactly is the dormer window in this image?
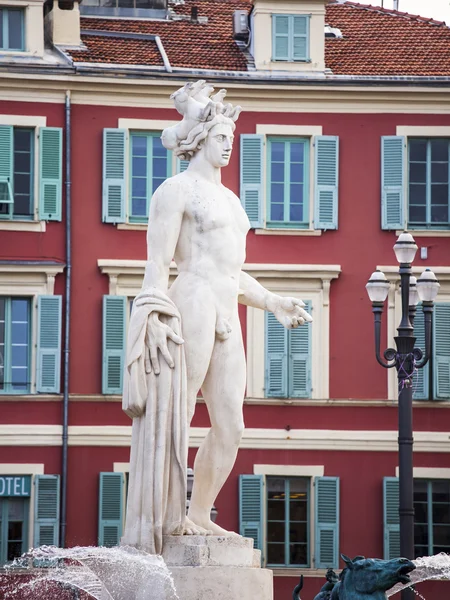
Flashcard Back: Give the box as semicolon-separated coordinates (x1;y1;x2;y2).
0;7;24;51
272;14;310;62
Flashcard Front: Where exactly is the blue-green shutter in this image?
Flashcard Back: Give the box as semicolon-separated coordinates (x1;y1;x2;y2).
240;134;264;228
36;295;62;394
103;129;126;223
315;476;339;569
34;475;60;547
413;305;429;400
0;125;14;204
314;136;339;230
102;295;126;395
239;474;263;557
273;15;290;60
381;136;405;230
177;158;189;173
383;477;400;560
289;300;312;397
39;127;62;221
292;15;309;61
99;472;124;547
434;303;450;400
265;312;288;397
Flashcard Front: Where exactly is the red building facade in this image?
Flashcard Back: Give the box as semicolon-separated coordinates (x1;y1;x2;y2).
0;1;449;598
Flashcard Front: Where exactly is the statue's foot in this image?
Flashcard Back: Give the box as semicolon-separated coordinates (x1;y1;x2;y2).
182;517;212;536
187;513;239;537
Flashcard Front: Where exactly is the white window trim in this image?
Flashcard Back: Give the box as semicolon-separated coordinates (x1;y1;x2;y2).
0;114;47;231
395;467;450;479
245;264;340;400
395;126;450;235
253;463;325;572
378;265;450;402
256;124;323;233
0;262;64;394
0;463;44;548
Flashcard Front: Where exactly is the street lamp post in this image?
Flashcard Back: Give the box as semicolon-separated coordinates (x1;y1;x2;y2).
366;232;440;600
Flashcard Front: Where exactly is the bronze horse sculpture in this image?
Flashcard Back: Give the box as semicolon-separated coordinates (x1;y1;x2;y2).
293;555;416;600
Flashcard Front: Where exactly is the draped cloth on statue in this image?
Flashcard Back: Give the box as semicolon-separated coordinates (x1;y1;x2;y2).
121;289;187;555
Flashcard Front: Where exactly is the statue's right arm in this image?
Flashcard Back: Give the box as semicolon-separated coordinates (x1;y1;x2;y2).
141;178;185;374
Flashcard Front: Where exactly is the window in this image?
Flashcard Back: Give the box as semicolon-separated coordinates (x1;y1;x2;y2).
0;297;31;394
0;128;34;220
0;8;24;52
414;479;450;557
266;477;309;567
240;134;339;231
408;139;450;229
240;473;339;569
129;132;171;223
265;302;311;398
0;496;29;564
267;138;309;229
272;15;310;62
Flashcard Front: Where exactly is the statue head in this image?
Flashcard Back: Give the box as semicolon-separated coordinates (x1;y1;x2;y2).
161;80;241;163
340;555;416;596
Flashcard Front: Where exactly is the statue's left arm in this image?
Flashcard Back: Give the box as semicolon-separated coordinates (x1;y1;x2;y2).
238;271;312;328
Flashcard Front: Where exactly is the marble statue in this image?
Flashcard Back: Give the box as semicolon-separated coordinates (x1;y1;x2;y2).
121;80;312;555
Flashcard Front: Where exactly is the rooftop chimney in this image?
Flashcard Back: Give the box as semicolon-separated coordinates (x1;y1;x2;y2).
46;0;82;47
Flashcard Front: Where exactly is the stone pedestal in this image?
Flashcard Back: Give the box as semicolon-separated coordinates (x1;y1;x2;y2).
162;535;273;600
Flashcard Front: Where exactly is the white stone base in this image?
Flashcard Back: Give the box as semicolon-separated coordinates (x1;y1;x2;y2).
162;535;273;600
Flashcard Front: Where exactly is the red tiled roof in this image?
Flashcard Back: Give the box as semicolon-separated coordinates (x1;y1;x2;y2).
70;0;251;71
325;1;450;76
67;0;450;76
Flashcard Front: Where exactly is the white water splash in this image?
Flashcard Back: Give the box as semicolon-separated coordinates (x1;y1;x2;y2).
387;553;450;596
5;545;179;600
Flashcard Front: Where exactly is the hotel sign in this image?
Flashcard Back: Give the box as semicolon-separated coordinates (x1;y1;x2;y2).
0;475;31;497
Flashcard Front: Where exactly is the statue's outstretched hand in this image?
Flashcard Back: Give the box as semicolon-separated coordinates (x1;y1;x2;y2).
272;296;313;329
145;312;184;375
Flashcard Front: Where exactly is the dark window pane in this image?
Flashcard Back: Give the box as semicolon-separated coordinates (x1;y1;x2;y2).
12;366;28;387
290;164;303;184
414;524;428;546
290;143;304;164
271;142;285;163
431;204;449;223
132;136;147;156
431;163;448;184
0;10;3;48
14;153;31;174
12;195;31;217
289;479;308;494
271;183;284;205
7;541;22;562
409;184;426;205
271;203;284;221
267;478;286;497
132;178;146;197
433;504;450;525
12;346;27;367
409;163;427;184
14;174;30;195
11;299;28;322
289;522;307;543
409;140;427;162
153;137;166;157
267;543;285;565
153;157;167;178
290;500;307;521
409;205;426;223
431;185;449;206
0;298;5;321
118;0;134;7
8;10;24;50
431;139;449;162
433;525;450;546
152;179;164;194
271;162;284;182
290;543;307;565
132;157;146;177
8;499;24;520
290;204;303;222
131;198;146;217
290;184;303;204
414;502;428;523
432;481;450;503
8;521;23;541
414;480;428;497
414;545;428;559
267;521;285;543
14;129;31;152
268;500;285;521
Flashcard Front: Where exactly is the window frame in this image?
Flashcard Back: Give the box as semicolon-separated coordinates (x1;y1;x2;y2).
413;478;450;557
128;130;172;224
272;14;310;63
0;127;35;222
266;136;310;230
266;475;310;568
0;7;25;52
0;495;30;564
0;296;32;395
407;137;450;230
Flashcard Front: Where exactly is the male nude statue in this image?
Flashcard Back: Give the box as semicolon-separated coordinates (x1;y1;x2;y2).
121;81;312;553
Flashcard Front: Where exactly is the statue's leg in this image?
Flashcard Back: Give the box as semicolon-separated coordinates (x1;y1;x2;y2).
187;313;246;536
